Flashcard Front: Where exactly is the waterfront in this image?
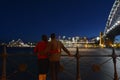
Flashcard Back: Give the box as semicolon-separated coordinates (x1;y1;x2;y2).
0;47;120;80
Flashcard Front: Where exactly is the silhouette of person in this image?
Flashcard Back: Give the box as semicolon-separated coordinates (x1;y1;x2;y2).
46;33;72;80
34;35;49;80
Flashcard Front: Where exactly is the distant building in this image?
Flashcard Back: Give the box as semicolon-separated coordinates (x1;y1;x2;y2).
8;39;30;47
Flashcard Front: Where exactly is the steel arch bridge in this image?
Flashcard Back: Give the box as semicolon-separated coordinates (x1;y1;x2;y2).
104;0;120;42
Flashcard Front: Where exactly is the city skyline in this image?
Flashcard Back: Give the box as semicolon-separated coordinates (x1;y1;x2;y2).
0;0;115;42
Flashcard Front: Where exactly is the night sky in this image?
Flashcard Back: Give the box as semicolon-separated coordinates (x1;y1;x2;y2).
0;0;115;42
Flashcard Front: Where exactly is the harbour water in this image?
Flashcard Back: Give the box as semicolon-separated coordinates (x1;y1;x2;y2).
0;46;120;80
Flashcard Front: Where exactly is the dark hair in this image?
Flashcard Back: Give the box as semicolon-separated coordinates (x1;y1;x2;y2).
42;35;47;41
50;33;56;39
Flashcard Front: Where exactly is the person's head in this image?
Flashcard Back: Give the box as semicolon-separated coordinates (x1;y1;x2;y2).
50;33;56;39
42;35;48;41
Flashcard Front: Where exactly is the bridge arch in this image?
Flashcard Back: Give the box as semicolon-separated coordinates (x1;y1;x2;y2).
103;0;120;47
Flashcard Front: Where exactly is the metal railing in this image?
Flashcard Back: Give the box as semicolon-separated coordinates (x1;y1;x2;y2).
0;45;120;80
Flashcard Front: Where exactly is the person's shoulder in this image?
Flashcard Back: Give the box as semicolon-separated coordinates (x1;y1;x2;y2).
57;40;63;45
35;41;41;47
37;41;46;45
47;41;52;45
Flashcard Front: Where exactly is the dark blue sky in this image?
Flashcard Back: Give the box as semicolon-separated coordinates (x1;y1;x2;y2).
0;0;115;42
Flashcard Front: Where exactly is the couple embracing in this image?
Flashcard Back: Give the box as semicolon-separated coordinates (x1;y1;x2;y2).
34;33;72;80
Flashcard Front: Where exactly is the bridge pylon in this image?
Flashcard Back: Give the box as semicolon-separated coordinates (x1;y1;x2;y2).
99;32;105;48
104;36;114;47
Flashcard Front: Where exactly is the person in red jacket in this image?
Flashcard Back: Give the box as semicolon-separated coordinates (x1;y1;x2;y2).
34;35;49;80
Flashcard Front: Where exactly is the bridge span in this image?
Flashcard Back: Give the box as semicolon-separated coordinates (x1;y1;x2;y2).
103;0;120;46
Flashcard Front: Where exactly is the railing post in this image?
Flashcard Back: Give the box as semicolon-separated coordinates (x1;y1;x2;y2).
75;47;81;80
2;45;7;80
111;48;118;80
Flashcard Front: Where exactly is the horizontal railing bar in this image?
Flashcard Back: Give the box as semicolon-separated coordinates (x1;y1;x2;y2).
0;53;35;57
79;55;113;57
0;53;120;57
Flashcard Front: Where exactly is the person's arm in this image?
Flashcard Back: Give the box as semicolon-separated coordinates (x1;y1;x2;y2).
60;42;71;56
43;42;51;55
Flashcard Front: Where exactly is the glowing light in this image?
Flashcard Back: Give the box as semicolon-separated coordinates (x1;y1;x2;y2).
96;37;100;41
